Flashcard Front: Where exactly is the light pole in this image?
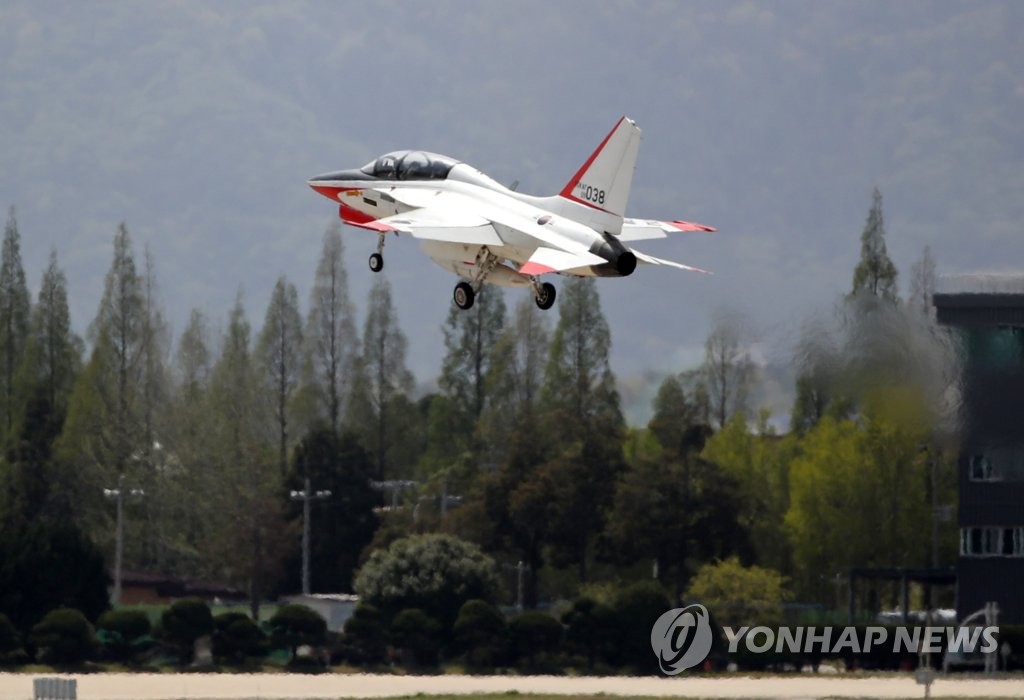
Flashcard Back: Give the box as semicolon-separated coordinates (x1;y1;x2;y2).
103;474;145;606
290;478;331;595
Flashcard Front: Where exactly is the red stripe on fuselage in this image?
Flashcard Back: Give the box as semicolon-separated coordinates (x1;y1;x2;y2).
338;202;395;232
519;261;555;275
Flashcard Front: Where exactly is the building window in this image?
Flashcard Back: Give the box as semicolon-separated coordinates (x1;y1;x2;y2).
969;454;1000;481
961;527;1024;557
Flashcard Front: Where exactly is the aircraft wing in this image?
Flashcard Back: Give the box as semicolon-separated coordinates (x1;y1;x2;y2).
519;247;607;275
617;218;716;242
343;206;505;247
632;248;711;274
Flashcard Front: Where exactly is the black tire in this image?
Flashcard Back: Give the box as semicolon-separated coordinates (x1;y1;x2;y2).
535;282;556;310
454;282;475;310
369;253;384;272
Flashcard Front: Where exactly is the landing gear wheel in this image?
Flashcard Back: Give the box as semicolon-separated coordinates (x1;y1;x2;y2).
535;282;556;310
454;282;476;310
368;253;384;273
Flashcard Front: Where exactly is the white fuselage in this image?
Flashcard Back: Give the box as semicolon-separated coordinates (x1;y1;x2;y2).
319;163;627;286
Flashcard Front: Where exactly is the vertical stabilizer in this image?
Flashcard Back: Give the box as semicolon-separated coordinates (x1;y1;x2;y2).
558;116;642;221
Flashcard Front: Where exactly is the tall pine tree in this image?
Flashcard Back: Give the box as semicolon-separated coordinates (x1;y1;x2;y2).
305;224;358;432
851;187;898;302
258;276;304;477
0;208;30;436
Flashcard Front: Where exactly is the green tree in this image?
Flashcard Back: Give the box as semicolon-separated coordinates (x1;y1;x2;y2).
604;454;750;594
258;276;304;477
354;533;500;626
784;388;932;603
0;207;30;436
349;276;414;478
851;187;898;302
0;612;22;663
538;277;624;580
17;250;81;416
9;250;82;527
702;412;796;574
478;300;553;605
58;224;151;542
206;295;283;619
686;556;791;628
305;224;358;432
541;277;622;443
439;288;505;435
701;312;755;430
0;521;109;634
648;374;712;458
908;244;937;318
284;426;378;592
158;308;215;577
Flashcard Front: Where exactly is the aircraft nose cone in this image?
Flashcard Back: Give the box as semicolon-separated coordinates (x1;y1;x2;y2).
308;180;342;200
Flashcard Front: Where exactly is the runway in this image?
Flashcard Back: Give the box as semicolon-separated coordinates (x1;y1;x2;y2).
2;672;1023;699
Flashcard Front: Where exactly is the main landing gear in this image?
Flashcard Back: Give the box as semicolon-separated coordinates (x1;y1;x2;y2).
531;278;556;310
452;247;500;311
368;234;386;272
450;248;558;312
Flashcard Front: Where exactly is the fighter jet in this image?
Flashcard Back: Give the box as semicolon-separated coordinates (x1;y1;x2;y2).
308;116;713;310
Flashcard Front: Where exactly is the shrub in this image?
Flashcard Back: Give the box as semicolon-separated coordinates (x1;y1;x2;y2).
611;581;671;669
390;608;443;667
160;598;213;664
686;556;792;628
453;599;508;668
508;610;562;668
97;609;152;662
213;612;266;664
269;604;326;661
29;608;95;665
340;603;387;665
562;597;617;668
354;533;500;626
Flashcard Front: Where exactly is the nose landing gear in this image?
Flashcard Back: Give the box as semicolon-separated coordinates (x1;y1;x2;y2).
369;234;386;272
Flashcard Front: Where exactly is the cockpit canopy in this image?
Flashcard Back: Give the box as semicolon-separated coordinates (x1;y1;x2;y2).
360;150;459;181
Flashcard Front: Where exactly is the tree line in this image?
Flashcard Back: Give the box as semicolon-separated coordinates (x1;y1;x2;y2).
0;188;957;632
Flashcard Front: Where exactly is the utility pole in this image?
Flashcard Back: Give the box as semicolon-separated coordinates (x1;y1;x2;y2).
103;474;145;606
290;478;331;595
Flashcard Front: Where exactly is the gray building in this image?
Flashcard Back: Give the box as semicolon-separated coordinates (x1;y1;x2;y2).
934;274;1024;624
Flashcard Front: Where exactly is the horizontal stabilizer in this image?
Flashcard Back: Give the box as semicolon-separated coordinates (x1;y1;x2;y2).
617;218;717;242
632;249;710;274
519;247;606;276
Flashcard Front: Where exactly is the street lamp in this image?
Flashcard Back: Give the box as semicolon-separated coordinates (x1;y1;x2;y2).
103;474;145;606
290;478;331;595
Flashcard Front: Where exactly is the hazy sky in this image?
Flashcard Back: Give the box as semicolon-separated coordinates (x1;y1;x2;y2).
2;1;1022;421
